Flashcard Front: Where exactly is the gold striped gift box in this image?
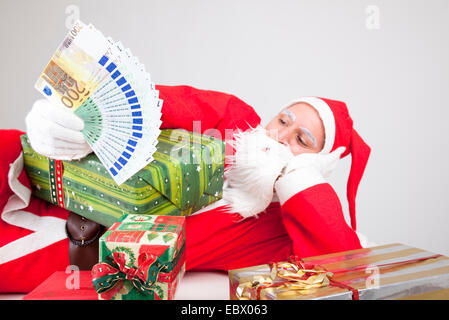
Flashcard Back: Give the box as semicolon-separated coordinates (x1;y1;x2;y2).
229;243;449;300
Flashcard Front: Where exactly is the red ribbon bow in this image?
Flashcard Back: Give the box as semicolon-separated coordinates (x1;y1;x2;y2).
92;251;161;297
113;252;156;282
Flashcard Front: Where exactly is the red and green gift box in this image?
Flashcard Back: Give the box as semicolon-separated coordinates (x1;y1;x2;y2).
229;243;449;300
92;214;185;300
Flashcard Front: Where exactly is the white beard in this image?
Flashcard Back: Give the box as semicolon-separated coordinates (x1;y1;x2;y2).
222;125;293;218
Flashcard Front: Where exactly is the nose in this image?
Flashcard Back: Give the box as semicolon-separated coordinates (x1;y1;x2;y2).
277;127;290;146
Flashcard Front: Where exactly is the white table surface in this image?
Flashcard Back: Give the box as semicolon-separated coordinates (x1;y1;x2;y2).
0;271;230;300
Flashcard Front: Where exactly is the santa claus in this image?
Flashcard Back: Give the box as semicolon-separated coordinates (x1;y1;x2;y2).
0;85;370;293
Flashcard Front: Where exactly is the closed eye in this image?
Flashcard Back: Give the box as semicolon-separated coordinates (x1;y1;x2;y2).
279;118;287;125
296;134;306;146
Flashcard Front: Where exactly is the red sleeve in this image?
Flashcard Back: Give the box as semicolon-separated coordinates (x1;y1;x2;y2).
280;183;362;258
157;84;261;139
0;129;30;210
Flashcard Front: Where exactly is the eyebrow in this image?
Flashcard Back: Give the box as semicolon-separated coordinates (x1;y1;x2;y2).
280;109;318;148
281;109;296;122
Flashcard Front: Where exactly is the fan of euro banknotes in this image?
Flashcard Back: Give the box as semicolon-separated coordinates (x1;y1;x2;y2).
35;20;163;185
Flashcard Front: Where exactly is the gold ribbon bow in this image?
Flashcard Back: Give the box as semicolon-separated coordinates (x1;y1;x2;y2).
236;259;334;300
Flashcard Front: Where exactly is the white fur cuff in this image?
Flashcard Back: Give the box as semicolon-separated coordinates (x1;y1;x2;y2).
275;167;325;205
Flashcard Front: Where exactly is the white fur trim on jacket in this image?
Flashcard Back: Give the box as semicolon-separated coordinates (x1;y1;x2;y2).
0;153;67;264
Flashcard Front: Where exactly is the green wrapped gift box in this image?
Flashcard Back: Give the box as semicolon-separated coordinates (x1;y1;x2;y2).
21;129;225;227
92;214;186;300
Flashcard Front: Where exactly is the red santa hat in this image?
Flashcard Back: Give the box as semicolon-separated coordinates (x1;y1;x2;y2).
283;97;371;231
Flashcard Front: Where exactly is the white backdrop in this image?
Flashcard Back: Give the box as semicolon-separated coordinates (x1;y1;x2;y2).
1;0;448;255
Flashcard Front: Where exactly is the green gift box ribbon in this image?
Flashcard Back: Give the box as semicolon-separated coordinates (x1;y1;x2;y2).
21;129;225;227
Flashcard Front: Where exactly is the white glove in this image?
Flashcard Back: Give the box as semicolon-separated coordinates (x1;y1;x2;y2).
25;99;92;160
283;147;346;179
274;147;346;205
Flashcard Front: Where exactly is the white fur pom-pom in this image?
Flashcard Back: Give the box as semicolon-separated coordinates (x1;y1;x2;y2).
222;125;293;218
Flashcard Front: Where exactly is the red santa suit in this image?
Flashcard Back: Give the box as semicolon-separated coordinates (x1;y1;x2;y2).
0;85;370;293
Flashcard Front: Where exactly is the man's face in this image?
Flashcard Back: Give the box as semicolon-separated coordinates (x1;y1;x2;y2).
265;102;325;155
